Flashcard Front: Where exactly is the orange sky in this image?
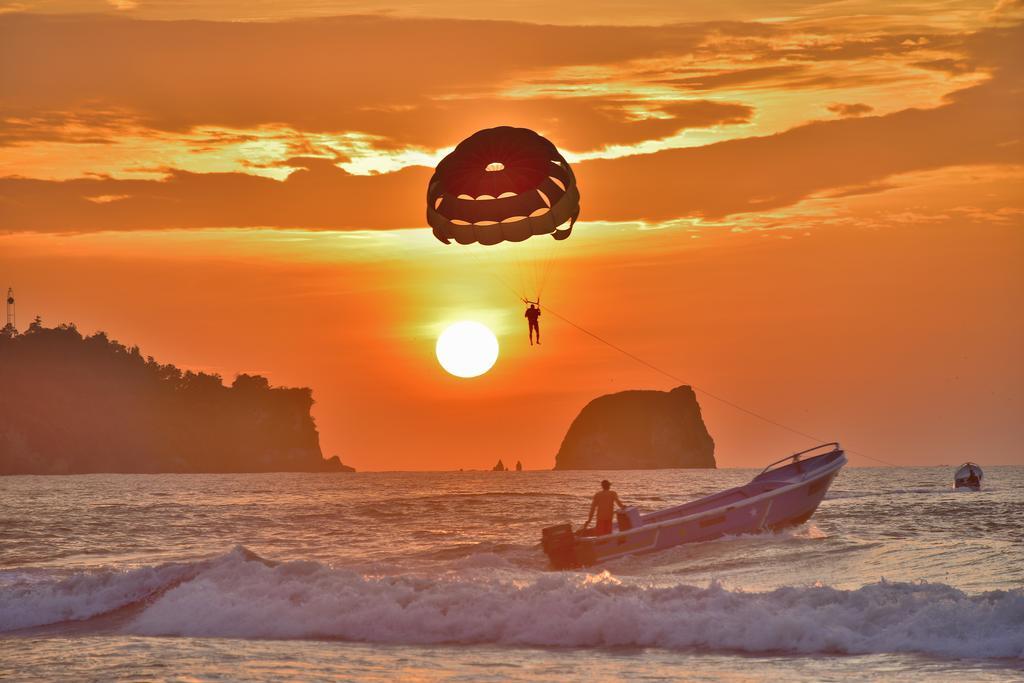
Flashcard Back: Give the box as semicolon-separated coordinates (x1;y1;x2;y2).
1;1;1022;469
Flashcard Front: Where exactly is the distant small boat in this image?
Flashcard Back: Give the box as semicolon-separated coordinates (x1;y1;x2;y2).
541;443;847;569
954;462;983;491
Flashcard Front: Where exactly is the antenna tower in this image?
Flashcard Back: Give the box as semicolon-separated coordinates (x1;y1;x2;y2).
5;287;14;332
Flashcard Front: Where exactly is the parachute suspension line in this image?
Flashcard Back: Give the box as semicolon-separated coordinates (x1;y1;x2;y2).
513;244;532;301
464;245;529;303
538;303;899;468
483;239;556;303
534;235;559;300
517;248;535;301
532;239;547;299
466;242;531;303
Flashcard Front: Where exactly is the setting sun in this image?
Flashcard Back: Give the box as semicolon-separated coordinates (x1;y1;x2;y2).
435;321;499;378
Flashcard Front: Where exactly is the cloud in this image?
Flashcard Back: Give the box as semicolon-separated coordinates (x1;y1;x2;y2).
912;58;976;74
0;160;431;231
0;1;817;25
989;0;1024;19
827;103;874;117
658;65;810;90
0;13;966;155
754;31;962;63
578;73;1022;222
345;97;754;152
0;109;139;146
0;17;1020;233
0;14;735;138
3;68;1020;232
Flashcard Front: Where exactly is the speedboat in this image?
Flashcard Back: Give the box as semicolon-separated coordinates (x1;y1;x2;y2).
954;462;983;491
541;442;847;569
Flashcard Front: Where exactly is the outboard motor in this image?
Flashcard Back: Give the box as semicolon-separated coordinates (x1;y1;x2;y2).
541;524;578;569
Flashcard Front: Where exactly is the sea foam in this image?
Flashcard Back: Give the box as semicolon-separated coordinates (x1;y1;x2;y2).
3;547;1021;659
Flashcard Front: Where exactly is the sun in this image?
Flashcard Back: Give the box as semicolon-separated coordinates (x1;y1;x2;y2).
435;321;499;378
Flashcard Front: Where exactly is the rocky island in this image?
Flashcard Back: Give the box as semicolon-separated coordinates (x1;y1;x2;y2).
0;320;352;474
554;385;716;469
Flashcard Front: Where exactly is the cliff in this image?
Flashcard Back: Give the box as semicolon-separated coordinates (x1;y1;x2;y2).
554;385;716;469
0;321;351;474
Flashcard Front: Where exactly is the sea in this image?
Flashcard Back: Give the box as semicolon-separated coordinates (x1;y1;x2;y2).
1;466;1021;681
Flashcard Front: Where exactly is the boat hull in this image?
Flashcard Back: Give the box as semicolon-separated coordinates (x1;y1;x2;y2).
954;462;983;491
542;444;846;569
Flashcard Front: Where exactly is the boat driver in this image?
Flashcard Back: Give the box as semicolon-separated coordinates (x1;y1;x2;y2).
584;480;626;535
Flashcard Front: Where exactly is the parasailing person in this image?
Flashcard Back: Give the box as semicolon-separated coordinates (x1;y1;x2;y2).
426;126;580;344
524;298;541;345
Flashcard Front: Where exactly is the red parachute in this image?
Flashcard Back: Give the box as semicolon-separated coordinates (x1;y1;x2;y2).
427;127;580;246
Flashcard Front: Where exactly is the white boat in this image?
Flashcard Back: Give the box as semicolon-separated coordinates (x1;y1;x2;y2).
954;462;983;491
541;443;846;569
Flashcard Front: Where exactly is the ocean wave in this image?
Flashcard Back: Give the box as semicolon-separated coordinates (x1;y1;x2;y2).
0;547;269;633
827;488;956;500
422;541;525;561
364;492;580;507
824;485;1009;501
2;547;1021;659
0;559;194;633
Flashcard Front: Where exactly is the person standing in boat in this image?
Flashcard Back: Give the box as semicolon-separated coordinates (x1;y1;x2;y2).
584;480;626;535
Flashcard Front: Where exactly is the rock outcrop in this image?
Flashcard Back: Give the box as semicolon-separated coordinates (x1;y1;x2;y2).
0;321;347;474
324;455;356;472
492;459;507;471
554;385;716;469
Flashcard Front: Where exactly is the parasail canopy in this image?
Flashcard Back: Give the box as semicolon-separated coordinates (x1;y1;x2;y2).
427;127;580;246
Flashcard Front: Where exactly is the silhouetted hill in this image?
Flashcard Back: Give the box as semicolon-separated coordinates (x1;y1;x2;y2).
0;320;351;474
554;386;716;469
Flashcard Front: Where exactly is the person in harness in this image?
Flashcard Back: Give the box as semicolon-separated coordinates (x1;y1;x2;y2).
524;299;541;346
